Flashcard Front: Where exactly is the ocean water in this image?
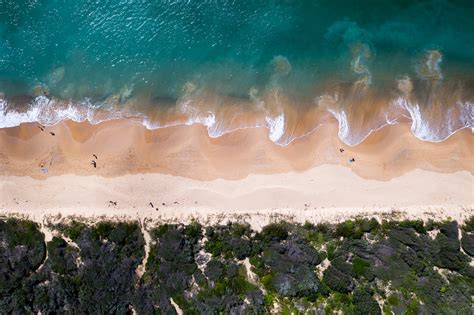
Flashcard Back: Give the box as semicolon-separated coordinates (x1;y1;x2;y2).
0;0;473;145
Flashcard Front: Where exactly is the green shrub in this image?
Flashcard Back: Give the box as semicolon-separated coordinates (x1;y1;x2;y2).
46;237;69;275
326;243;336;261
261;223;288;241
184;220;202;242
387;294;399;306
355;218;380;233
261;273;274;289
352;256;370;278
380;220;397;233
62;220;86;240
399;220;426;234
406;298;420;315
352;287;381;315
5;219;42;248
231;223;251;237
92;222;114;240
204;237;224;256
335;220;363;239
249;255;263;269
462;216;474;232
323;266;354;293
152;224;170;238
461;232;474;256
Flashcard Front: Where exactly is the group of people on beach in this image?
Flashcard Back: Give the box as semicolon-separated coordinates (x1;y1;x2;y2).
37;124;55;136
37;123;101;171
340;148;356;163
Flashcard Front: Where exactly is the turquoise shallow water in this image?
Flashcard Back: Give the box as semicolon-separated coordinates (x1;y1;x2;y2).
0;0;473;144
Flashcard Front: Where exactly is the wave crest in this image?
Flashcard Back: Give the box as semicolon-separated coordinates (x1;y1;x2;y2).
0;85;472;146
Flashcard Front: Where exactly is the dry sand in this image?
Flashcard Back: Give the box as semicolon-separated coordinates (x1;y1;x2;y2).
0;119;473;227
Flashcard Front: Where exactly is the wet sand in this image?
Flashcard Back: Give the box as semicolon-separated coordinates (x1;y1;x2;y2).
0;118;472;180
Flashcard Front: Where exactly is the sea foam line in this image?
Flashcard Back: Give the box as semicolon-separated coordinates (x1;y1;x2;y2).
0;95;472;147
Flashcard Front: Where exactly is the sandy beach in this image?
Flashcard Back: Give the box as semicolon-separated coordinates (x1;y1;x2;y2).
1;119;473;226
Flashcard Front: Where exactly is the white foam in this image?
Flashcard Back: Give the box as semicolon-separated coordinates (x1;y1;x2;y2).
395;97;472;142
327;105;404;146
396;98;431;140
0;96;110;128
1;96;85;128
459;101;473;131
177;99;222;136
328;109;349;141
317;93;368;145
1;94;471;147
265;113;285;143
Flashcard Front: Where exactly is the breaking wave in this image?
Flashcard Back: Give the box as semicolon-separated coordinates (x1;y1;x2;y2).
0;90;471;146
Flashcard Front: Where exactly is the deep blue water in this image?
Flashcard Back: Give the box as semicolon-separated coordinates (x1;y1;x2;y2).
0;0;473;144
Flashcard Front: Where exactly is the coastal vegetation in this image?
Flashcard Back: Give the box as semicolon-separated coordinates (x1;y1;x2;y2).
0;216;473;314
